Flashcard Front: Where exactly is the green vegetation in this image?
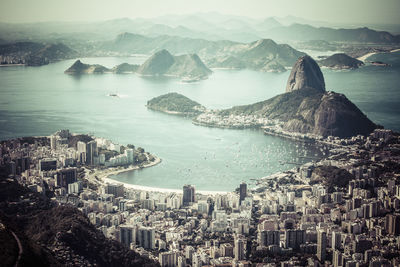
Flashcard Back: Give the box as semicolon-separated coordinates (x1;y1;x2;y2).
310;165;354;189
319;53;364;69
147;92;205;115
0;169;158;267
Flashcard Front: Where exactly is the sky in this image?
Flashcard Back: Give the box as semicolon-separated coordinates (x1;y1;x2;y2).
0;0;399;24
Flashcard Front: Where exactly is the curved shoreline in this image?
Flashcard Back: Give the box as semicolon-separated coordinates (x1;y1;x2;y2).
94;155;229;195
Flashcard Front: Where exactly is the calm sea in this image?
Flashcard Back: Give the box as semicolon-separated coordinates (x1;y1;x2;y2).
1;52;399;191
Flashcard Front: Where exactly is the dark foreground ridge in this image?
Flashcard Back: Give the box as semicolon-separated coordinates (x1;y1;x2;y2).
0;168;158;267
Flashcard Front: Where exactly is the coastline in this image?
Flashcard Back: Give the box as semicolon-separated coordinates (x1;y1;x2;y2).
357;48;400;62
93;155;229;196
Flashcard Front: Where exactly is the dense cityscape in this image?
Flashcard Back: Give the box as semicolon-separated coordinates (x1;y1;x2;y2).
0;127;399;266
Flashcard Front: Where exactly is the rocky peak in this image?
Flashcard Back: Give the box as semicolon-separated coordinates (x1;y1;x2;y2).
286;55;325;93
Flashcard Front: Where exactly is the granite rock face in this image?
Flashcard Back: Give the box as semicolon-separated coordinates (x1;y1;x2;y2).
218;55;376;138
286;55;325;93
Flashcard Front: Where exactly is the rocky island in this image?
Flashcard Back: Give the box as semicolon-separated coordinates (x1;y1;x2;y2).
65;50;211;80
111;62;139;73
318;53;364;69
64;60;110;74
147;92;206;116
193;55;377;138
137;49;212;80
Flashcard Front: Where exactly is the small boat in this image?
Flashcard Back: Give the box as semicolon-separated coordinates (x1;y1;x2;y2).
107;92;119;97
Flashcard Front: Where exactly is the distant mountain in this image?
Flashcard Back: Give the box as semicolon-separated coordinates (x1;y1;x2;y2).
137;49;212;79
208;38;305;72
0;41;77;66
215;56;376;138
64;59;109;74
104;32;236;57
319;53;364;69
147;92;205;116
265;24;400;43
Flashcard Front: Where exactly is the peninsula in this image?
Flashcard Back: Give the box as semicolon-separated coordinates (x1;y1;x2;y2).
193;55;377;138
318;53;364;69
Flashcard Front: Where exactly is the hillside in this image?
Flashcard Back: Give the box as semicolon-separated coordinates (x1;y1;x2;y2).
0;42;77;66
265;24;400;43
64;59;110;74
147;92;205;116
319;53;364;69
0;172;158;267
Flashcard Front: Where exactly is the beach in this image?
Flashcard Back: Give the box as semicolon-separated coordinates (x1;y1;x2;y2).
90;155;229;196
357;48;400;62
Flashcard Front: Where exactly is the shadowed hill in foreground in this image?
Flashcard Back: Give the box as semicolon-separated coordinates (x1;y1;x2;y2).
0;172;159;267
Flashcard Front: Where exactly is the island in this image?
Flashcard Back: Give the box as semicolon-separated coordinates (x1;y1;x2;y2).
136;49;212;80
147;92;206;116
64;59;110;74
193;55;377;138
318;53;364;69
111;62;139;73
64;50;212;80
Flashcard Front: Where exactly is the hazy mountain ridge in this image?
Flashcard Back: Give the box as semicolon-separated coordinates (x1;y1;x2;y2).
266;23;400;43
0;41;77;66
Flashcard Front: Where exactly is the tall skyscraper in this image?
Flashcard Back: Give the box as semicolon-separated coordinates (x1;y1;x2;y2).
50;135;57;150
332;231;341;250
284;229;305;249
159;250;179;267
56;167;77;188
317;230;327;262
239;182;247;204
258;230;280;247
183;185;195;206
138;226;155;249
385;213;400;236
86;140;97;165
234;237;246;261
120;225;136;247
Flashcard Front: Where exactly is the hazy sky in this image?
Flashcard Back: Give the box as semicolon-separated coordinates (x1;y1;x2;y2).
1;0;399;24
